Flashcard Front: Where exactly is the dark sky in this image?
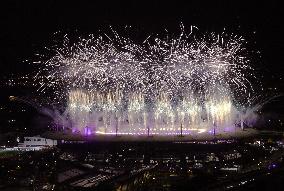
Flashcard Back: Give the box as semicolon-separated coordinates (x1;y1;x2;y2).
0;0;283;91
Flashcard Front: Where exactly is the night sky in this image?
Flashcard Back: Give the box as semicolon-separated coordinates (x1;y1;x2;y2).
0;0;283;92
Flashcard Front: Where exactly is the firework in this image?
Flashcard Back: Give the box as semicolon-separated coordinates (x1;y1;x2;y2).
33;26;254;136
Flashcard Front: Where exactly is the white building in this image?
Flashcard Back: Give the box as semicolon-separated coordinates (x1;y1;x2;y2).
5;136;57;151
19;136;57;147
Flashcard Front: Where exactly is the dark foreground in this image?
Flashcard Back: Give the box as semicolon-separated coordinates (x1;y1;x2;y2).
1;134;284;191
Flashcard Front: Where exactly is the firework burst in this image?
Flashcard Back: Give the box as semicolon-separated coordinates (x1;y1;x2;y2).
33;26;255;135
